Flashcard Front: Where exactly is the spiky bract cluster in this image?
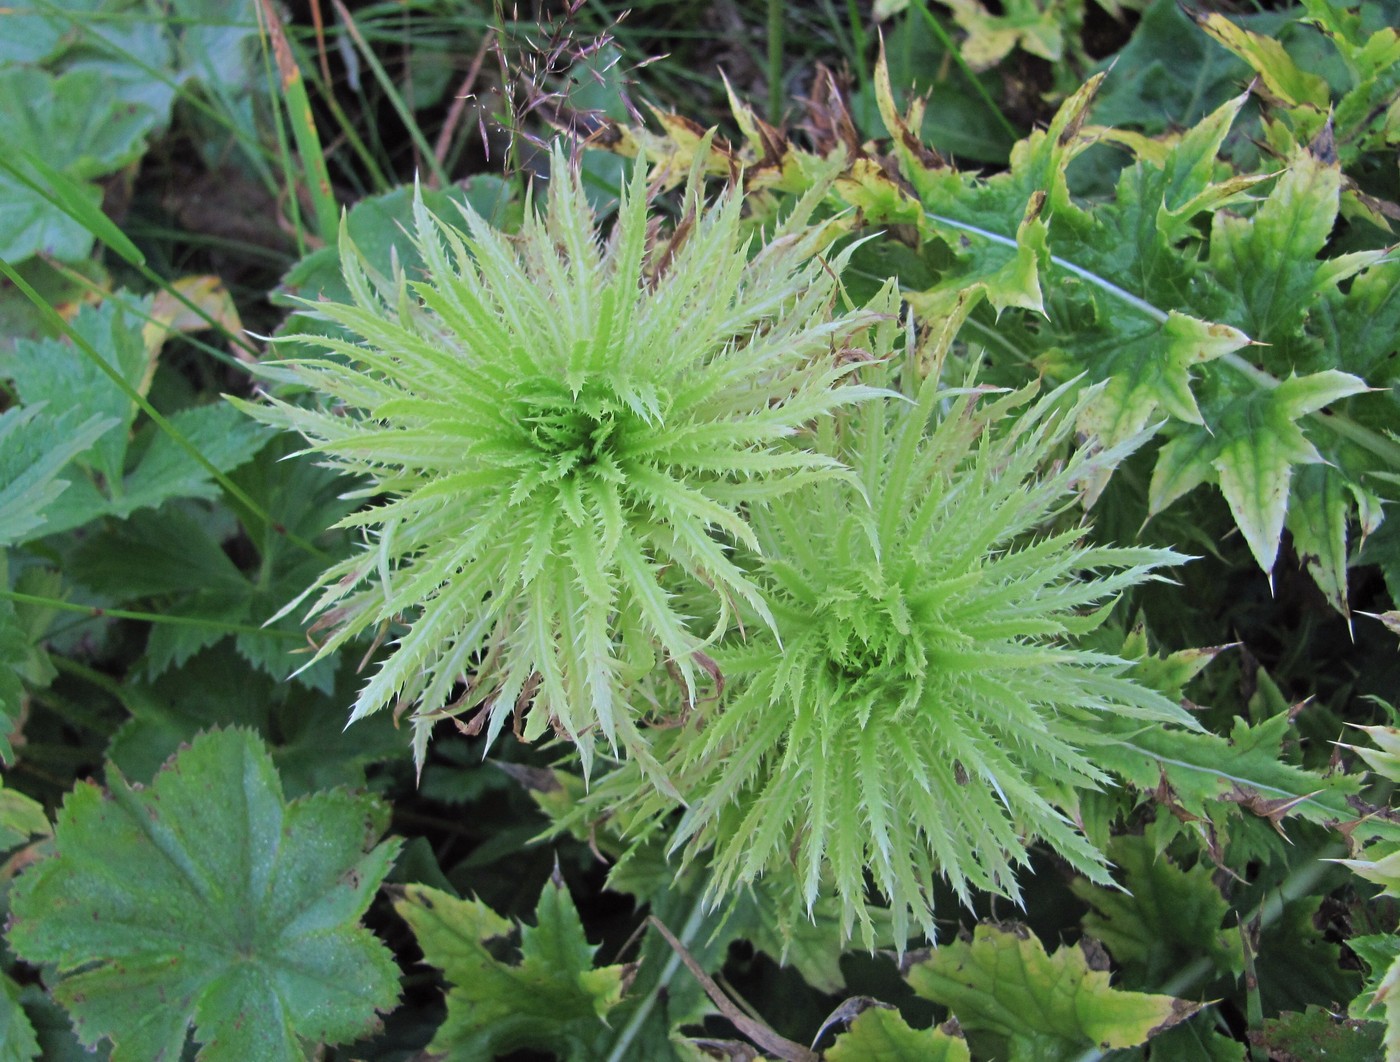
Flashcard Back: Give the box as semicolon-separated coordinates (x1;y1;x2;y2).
588;323;1198;944
240;149;884;773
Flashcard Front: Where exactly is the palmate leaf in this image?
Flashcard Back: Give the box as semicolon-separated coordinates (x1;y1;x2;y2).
895;78;1391;611
67;457;351;692
5;729;401;1061
394;873;634;1060
904;924;1199;1060
1148;369;1370;578
0;67;163;262
587;55;1396;613
102;644;404;799
1198;2;1400;194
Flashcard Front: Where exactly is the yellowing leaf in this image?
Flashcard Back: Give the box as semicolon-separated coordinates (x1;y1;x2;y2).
1285;464;1352;614
904;923;1199;1056
1197;14;1330;108
140;275;244;394
1072;311;1250;504
826;1006;971;1061
1150;370;1367;575
938;0;1068;70
1342;724;1400;782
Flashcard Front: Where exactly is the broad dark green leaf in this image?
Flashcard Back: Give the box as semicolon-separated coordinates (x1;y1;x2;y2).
5;729;401;1061
0;405;116;546
0;68;162;261
1088;0;1266;133
103;645;403;797
1073;837;1244;989
1256;894;1362;1015
5;300;268;534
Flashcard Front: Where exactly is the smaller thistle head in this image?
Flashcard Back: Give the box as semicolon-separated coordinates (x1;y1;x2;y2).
582;307;1198;944
235;145;887;777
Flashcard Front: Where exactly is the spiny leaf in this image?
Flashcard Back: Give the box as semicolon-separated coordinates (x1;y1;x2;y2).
1348;933;1400;1058
1082;710;1371;842
5;729;401;1061
1195;13;1332;109
592;355;1199;946
1149;370;1368;576
241;147;884;773
394;874;635;1060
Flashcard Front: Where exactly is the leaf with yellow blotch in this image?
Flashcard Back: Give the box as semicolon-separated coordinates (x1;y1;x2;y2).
904;924;1199;1059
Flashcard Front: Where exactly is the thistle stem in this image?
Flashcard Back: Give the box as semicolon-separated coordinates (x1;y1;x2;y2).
604;891;710;1062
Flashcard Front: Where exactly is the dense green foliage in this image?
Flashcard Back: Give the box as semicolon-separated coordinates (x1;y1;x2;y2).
1;1;1398;1059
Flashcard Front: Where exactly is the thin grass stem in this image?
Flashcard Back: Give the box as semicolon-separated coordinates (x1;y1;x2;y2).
332;0;450;188
0;590;303;640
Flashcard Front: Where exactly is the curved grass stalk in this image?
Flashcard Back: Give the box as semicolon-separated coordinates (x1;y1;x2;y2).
0;589;302;640
602;892;710;1062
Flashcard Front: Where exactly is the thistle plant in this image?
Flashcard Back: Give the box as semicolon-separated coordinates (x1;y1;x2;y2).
236;147;885;774
584;303;1200;945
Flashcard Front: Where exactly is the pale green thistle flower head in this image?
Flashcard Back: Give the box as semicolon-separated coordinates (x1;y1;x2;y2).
235;145;889;778
579;296;1200;945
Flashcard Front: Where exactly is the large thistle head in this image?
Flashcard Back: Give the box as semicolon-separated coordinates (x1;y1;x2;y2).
583;305;1199;943
237;147;886;775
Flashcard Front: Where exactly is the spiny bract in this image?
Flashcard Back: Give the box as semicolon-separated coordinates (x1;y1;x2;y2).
236;147;886;775
583;302;1200;944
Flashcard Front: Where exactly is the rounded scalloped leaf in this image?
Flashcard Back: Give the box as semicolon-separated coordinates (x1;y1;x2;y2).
4;728;401;1062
